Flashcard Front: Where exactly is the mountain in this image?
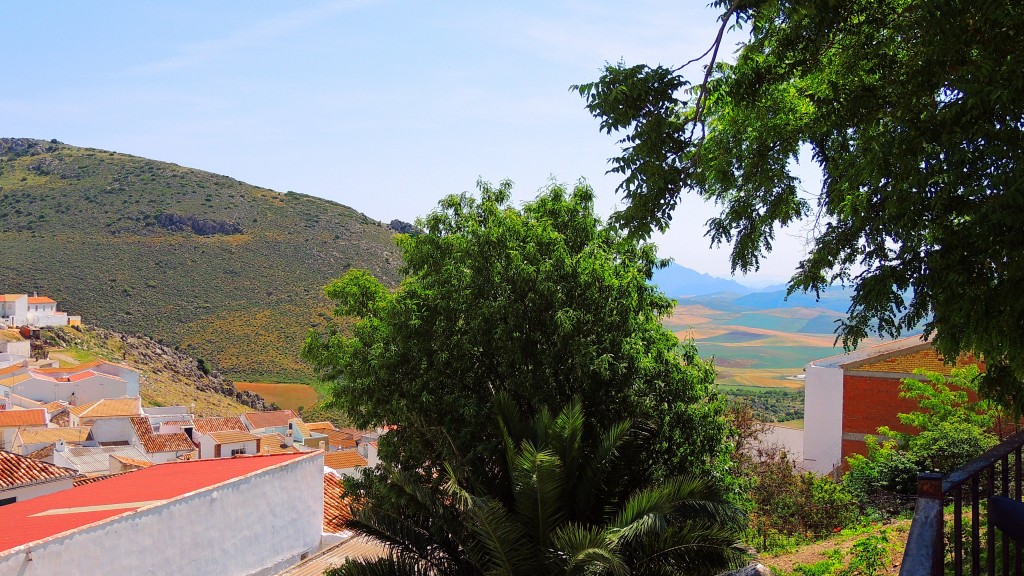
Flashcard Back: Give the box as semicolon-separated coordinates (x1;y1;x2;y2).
650;261;753;298
0;138;402;381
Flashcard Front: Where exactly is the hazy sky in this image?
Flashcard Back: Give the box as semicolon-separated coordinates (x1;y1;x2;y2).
5;1;820;284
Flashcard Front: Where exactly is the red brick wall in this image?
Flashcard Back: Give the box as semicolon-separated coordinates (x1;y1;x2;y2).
842;374;922;437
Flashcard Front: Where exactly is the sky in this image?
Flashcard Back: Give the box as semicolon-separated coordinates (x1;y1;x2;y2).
4;1;821;285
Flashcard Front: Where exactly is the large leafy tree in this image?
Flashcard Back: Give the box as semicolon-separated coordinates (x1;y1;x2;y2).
575;1;1024;406
302;180;730;486
329;398;748;576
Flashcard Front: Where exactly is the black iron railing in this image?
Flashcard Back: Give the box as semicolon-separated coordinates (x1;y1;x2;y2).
901;431;1024;576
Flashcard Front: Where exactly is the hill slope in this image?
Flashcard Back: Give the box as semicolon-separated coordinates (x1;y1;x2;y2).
0;138;402;381
42;325;267;416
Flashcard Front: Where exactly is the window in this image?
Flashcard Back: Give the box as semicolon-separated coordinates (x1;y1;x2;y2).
230;447;246;457
0;497;16;507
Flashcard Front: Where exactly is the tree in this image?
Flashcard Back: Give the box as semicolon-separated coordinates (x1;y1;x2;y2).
328;397;748;576
302;180;731;487
575;0;1024;406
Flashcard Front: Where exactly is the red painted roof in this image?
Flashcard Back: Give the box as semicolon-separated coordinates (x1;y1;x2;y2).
0;452;312;553
27;297;56;305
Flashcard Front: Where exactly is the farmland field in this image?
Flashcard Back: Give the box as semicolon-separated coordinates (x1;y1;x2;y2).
234;382;319;412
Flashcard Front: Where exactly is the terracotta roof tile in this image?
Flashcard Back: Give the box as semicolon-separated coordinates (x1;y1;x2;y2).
243;410;297;430
257;433;300;455
70;397;141;419
72;471;133;487
26;444;54;460
192;416;248;435
16;427;91;445
0;295;24;303
26;297;56;304
323;472;352;533
324;451;367;470
0;450;76;490
130;417;195;453
305;421;337;432
0;409;47;428
111;455;153;469
323;430;357;450
207;430;259;444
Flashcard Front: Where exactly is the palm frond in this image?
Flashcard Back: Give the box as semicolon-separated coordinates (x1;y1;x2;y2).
550;523;627;576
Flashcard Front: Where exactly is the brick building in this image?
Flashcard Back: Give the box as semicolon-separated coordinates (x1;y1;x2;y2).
802;336;981;475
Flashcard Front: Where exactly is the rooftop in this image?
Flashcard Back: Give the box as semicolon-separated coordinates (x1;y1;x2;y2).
0;450;76;491
192;416;247;436
130;417;196;454
243;409;298;430
0;409;47;428
206;430;259;445
257;433;300;455
16;427;92;445
808;335;932;369
26;297;56;305
324;451;367;470
0;452;312;554
60;445;152;475
323;472;351;534
70;397;141;419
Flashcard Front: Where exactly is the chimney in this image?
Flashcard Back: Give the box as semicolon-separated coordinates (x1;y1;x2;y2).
283;430;294;447
319;441;326;451
55;439;66;452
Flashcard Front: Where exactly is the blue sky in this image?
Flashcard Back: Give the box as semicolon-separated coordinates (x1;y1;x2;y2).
4;1;818;283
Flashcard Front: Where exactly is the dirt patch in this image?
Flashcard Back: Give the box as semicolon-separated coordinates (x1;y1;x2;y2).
760;519;911;575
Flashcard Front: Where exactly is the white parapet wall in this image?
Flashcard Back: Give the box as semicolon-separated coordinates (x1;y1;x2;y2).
0;452;325;576
802;364;845;475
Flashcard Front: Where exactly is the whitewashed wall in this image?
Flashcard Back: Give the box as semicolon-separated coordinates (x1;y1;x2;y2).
802;364;844;475
0;453;324;576
14;374;129;405
0;478;73;505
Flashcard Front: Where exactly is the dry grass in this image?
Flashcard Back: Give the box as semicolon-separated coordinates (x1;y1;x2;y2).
235;382;319;412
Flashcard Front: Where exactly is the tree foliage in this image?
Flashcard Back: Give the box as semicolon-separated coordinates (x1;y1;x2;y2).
575;0;1024;405
302;180;731;487
328;398;748;576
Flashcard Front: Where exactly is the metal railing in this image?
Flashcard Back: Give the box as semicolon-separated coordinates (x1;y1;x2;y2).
901;431;1024;576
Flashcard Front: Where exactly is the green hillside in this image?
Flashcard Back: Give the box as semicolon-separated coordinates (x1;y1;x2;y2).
0;138;402;381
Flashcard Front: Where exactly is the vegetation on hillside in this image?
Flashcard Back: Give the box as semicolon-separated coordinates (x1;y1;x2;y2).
0;138;401;381
41;325;263;415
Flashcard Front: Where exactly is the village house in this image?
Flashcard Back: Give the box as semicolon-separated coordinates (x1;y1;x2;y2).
196;429;261;459
0;452;324;576
11;427;93;457
0;294;80;329
0;410;47;452
241;409;299;433
0;360;140;407
50;441;153;477
802;335;982;475
128;416;196;463
0;451;76;506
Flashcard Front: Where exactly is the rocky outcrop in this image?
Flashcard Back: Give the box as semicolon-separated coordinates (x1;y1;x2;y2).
0;137;60;159
155;212;243;236
43;326;267;411
388;219;421;235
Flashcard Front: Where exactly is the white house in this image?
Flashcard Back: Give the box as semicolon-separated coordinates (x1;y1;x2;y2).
129;416;196;463
0;452;324;576
6;361;140;406
0;410;47;451
0;296;27;328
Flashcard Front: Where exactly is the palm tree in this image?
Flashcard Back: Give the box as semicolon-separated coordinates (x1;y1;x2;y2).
329;397;748;576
